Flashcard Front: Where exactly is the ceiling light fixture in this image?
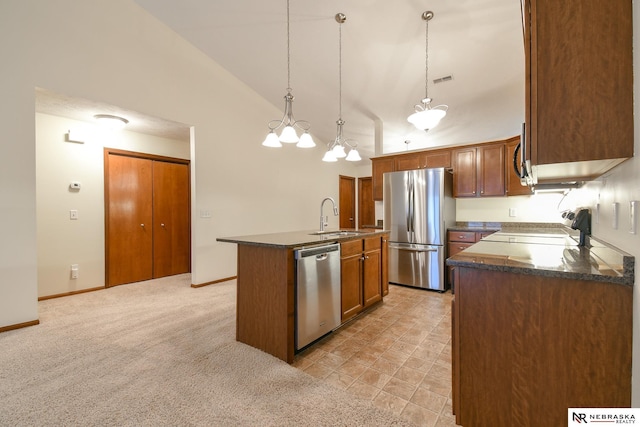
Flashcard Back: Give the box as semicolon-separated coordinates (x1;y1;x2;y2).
94;114;129;130
407;11;448;132
262;0;314;149
323;13;361;163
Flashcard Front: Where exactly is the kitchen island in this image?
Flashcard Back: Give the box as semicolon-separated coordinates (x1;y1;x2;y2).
447;228;634;426
217;229;389;363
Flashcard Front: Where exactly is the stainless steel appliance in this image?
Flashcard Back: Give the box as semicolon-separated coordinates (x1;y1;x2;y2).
294;243;341;350
383;167;455;291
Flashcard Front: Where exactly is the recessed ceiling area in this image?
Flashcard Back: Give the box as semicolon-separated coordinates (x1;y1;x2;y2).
35;88;191;142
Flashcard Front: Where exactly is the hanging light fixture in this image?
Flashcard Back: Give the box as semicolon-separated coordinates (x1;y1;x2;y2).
323;13;361;163
407;11;448;132
262;0;315;149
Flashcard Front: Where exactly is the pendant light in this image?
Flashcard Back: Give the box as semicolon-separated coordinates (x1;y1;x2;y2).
407;11;448;132
262;0;315;148
323;13;361;162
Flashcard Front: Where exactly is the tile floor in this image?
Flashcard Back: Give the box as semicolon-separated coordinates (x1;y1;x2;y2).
293;285;456;427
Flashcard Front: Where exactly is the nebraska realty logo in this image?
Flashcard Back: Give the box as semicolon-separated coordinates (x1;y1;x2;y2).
569;408;639;424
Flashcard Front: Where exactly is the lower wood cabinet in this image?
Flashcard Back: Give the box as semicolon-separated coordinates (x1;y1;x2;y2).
446;230;495;289
452;267;632;426
340;236;383;322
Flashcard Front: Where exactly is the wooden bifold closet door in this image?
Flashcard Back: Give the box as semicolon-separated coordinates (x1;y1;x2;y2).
105;150;190;287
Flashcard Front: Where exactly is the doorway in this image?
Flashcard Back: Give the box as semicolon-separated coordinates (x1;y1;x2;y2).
339;175;355;229
105;149;191;287
358;177;375;228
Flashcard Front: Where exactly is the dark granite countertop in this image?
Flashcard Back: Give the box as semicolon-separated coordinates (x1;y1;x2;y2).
217;228;389;249
448;221;570;233
446;226;634;285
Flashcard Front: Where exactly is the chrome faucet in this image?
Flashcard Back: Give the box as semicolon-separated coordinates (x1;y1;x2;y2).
320;197;339;232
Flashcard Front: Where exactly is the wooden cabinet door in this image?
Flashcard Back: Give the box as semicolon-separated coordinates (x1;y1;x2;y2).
372;157;395;201
452;147;477;197
477;143;505;197
363;248;381;308
527;0;633;166
425;149;451;169
505;137;533;196
106;155;153;286
394;153;425;171
153;161;190;278
340;253;363;322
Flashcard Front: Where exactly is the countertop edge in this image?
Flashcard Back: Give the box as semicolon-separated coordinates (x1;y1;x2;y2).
217;229;390;249
446;257;633;286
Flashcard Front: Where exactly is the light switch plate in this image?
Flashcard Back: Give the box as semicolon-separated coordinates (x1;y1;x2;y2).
630;201;638;234
70;210;78;220
612;202;619;229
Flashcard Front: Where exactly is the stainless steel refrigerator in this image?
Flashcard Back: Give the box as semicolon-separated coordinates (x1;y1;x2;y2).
383;167;455;291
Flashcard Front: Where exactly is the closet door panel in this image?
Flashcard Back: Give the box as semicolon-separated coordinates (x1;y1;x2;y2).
106;155;153;286
153;161;190;278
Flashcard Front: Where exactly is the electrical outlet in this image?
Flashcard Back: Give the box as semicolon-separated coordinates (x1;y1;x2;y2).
70;264;79;279
509;208;517;217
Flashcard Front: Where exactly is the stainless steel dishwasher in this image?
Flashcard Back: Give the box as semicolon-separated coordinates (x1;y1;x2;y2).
295;243;341;350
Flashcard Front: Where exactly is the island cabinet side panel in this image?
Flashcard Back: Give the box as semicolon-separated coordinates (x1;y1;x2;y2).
236;244;294;363
455;267;632;427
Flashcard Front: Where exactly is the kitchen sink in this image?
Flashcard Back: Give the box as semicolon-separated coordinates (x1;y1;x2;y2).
308;230;366;237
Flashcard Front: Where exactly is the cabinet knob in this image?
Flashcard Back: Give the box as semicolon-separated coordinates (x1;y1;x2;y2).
141;224;145;227
161;223;165;227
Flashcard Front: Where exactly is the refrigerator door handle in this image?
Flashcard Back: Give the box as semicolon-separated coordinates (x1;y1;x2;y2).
389;244;437;253
407;173;415;234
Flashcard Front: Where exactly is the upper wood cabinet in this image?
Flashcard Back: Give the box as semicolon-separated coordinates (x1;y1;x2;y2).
372;149;452;201
523;0;633;180
395;149;452;172
371;157;395;201
505;136;533;196
453;143;505;198
394;152;425;171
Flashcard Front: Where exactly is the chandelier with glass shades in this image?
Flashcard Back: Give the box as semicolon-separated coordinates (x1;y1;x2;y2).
322;13;361;162
262;0;315;148
407;11;448;132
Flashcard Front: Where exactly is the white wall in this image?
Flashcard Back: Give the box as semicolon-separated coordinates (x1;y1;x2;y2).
35;113;189;298
455;193;569;223
0;0;360;328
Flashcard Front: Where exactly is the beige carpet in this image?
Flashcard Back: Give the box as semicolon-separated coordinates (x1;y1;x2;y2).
0;274;416;426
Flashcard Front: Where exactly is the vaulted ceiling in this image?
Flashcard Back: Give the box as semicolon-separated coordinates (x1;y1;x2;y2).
132;0;525;161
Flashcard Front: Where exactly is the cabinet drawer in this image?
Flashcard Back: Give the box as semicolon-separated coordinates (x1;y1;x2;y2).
364;236;381;251
448;242;474;257
449;231;477;243
341;239;363;257
478;231;496;240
